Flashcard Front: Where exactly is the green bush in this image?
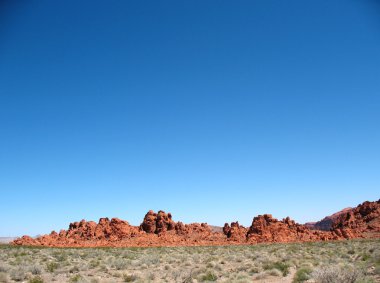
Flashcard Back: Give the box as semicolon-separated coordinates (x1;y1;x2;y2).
263;261;290;276
361;253;370;261
28;276;44;283
200;271;217;281
69;274;82;283
293;267;312;283
46;262;58;273
123;274;137;282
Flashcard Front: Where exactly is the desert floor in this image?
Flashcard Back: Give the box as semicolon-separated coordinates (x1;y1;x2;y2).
0;239;379;283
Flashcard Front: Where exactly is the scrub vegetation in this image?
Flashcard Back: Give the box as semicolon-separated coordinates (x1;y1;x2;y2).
0;239;379;282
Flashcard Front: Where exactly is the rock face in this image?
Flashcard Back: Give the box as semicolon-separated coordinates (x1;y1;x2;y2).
223;222;248;241
331;200;380;238
246;215;337;243
12;200;380;247
66;217;138;240
305;207;353;231
140;210;175;234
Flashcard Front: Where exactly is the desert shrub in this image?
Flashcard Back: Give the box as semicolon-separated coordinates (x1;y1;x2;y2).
52;251;68;262
182;272;194;283
293;267;312;283
148;272;156;280
199;271;217;281
0;264;8;273
69;274;83;283
373;250;380;262
142;255;160;265
361;253;370;261
250;267;259;274
45;262;58;272
123;273;137;282
312;266;361;283
29;265;42;275
254;272;269;280
10;267;27;281
374;264;380;275
112;258;129;270
69;266;80;273
267;268;282;276
28;276;44;283
89;259;100;268
206;261;215;268
263;261;290;276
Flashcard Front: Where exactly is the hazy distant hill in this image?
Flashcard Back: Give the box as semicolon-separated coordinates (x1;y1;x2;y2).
0;237;17;244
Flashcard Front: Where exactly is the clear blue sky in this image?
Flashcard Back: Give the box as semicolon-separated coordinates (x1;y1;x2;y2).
1;1;379;236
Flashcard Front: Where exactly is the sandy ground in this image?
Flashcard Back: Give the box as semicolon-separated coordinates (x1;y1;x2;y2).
0;238;16;244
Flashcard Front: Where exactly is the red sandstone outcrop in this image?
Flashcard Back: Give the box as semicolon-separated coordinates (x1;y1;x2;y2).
140;210;175;234
12;200;380;247
221;215;339;243
13;210;225;247
245;215;337;243
65;217;139;240
13;236;36;246
13;217;142;246
305;207;353;231
139;210;214;238
331;199;380;238
223;222;248;241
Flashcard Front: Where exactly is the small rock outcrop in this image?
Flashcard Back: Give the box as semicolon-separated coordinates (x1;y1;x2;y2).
140;210;175;234
223;222;248;241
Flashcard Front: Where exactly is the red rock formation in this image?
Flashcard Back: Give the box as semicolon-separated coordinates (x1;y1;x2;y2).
175;222;211;235
13;217;141;247
331;199;380;238
12;200;380;247
13;236;36;246
64;217;138;240
12;210;225;247
223;222;248;241
305;207;353;231
140;210;175;234
221;215;340;244
245;215;337;243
